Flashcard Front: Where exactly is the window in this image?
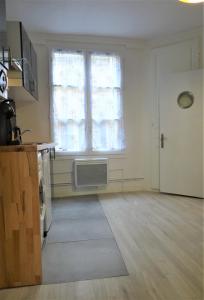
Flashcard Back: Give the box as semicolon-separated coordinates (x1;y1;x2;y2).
51;50;124;153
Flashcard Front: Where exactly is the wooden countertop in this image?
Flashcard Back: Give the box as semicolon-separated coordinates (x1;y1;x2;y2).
0;143;55;152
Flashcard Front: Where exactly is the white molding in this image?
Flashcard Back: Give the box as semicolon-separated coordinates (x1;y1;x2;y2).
30;27;202;53
29;32;147;50
148;27;202;49
54;154;126;161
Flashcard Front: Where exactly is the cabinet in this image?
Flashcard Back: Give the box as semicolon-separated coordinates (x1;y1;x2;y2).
0;143;54;288
7;21;38;101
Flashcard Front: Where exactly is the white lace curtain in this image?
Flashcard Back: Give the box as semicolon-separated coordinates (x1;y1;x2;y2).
52;50;124;152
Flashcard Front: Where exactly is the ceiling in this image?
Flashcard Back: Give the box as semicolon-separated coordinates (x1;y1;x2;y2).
6;0;203;39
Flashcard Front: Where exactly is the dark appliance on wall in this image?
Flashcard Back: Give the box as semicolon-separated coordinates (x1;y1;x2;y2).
0;99;22;145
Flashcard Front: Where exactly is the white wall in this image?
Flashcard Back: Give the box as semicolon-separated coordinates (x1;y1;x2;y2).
14;30;203;198
15;33;149;197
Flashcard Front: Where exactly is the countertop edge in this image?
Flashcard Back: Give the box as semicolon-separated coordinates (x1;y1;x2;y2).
0;143;55;152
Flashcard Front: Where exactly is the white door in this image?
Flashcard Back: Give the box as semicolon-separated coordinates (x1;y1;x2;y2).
159;70;203;198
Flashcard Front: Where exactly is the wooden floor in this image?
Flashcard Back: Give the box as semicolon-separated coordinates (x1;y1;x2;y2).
0;192;203;300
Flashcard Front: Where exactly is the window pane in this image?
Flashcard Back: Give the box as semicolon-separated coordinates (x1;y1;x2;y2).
91;54;121;88
90;54;124;151
92;88;122;121
53;51;85;88
53;86;85;121
92;120;124;151
52;51;86;152
54;120;86;152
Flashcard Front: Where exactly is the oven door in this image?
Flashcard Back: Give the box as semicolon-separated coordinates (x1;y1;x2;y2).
0;62;8;99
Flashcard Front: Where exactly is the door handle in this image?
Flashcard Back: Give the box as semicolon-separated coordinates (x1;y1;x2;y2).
161;133;165;148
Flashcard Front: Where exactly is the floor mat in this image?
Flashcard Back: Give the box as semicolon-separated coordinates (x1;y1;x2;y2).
46;217;113;243
42;195;128;284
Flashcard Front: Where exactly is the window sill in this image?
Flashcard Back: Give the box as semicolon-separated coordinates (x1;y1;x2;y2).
55;150;126;160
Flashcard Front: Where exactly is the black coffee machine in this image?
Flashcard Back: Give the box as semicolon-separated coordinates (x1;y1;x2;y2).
0;99;22;145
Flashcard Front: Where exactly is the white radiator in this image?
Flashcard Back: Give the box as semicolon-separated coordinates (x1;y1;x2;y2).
74;158;108;188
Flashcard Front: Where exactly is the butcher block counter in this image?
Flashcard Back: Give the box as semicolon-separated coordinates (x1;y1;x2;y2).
0;143;54;289
0;143;55;152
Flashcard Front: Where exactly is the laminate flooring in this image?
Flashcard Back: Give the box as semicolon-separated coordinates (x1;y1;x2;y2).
0;192;203;300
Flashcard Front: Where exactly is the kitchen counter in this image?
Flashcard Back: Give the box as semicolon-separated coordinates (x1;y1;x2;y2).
0;143;55;152
0;142;54;288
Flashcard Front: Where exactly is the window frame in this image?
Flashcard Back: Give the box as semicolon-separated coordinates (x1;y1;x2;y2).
50;48;126;156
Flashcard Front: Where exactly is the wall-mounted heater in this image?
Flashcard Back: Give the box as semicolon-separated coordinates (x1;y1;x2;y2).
74;158;108;188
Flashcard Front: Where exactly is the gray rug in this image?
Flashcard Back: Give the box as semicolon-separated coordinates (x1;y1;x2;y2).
42;195;128;284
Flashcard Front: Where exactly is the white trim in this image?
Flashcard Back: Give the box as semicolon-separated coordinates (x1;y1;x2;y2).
55;149;126;157
147;27;202;49
53;153;126;161
30;32;146;50
49;48;55;144
86;51;92;152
